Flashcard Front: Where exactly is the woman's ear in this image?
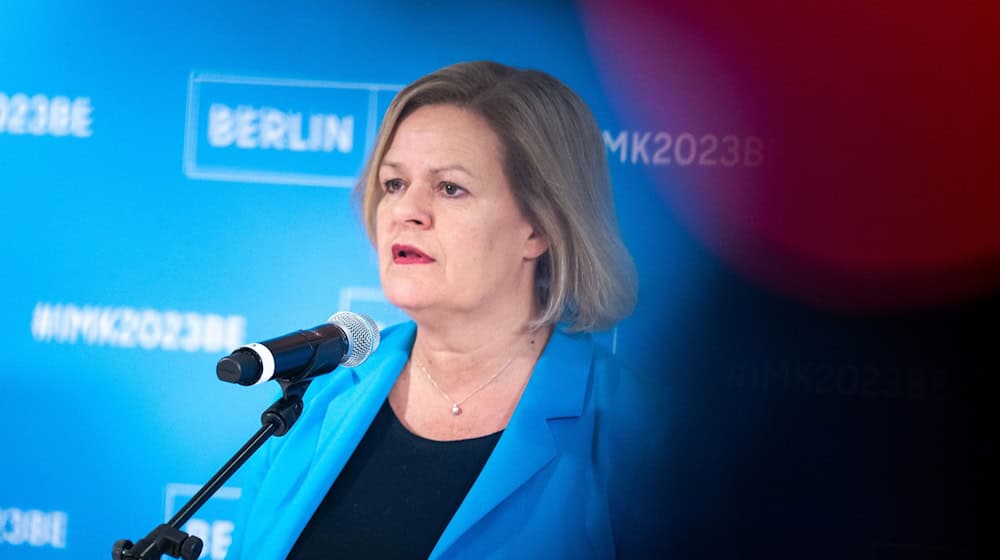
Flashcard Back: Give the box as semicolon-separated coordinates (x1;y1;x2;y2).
523;228;549;260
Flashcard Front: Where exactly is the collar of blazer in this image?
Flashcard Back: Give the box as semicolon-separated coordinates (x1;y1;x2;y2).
250;321;595;558
432;322;593;557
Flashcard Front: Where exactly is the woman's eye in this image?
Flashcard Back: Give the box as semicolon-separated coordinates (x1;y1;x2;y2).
383;179;404;193
440;182;467;197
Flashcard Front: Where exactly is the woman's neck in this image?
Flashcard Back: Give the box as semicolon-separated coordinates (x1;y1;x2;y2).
409;313;552;391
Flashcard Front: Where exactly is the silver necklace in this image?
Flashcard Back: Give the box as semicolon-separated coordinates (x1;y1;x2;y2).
416;355;516;416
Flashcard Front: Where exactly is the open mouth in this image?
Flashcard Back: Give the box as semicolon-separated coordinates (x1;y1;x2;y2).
392;244;435;264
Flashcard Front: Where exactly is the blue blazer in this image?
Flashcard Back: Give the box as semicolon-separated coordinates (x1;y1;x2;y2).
229;322;667;558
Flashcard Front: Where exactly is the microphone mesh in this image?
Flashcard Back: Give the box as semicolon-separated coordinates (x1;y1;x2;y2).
328;311;380;367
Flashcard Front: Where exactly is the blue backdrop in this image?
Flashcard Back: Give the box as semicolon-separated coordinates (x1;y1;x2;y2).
2;1;992;558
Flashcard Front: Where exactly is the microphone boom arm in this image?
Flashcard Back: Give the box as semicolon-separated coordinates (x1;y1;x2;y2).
112;380;312;560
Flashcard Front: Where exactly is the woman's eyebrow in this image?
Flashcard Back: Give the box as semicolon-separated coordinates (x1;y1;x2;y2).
381;160;476;179
429;164;475;178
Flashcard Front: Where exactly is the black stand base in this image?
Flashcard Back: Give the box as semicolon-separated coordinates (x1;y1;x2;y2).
112;525;202;560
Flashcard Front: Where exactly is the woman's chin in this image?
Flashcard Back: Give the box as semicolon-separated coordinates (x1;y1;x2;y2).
382;285;434;315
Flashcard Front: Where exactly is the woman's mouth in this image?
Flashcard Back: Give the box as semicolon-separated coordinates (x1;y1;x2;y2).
391;244;435;264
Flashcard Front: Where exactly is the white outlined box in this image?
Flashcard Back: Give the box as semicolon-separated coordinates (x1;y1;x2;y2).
163;483;242;523
183;73;401;188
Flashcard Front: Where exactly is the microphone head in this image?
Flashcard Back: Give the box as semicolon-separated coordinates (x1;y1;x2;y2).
328;311;380;367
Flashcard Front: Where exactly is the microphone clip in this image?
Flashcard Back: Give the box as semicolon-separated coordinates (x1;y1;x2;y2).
262;379;312;436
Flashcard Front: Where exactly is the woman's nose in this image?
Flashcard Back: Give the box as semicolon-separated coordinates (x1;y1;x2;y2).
390;184;433;228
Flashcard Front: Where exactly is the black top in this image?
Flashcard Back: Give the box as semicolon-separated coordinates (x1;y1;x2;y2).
287;399;503;559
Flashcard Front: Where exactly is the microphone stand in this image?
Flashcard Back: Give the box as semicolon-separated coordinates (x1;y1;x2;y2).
112;380;311;560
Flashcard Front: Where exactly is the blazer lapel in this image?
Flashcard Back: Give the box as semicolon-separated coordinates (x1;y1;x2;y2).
258;322;417;558
430;329;594;558
303;321;416;495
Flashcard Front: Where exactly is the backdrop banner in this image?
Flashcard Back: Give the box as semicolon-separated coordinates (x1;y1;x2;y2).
1;1;993;558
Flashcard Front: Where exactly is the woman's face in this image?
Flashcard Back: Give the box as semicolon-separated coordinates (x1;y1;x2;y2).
375;104;547;322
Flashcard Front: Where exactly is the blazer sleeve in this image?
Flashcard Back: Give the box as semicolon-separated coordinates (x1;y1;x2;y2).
591;347;673;558
226;392;285;560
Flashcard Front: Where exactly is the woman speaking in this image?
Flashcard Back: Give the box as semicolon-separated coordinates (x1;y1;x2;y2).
230;61;665;558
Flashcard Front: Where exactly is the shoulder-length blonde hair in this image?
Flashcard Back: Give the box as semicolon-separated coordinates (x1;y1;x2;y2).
356;61;637;332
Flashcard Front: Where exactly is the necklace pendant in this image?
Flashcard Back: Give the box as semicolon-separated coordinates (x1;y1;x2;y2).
451;404;461;415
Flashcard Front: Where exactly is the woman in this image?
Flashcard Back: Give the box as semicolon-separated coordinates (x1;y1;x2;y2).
230;61;665;558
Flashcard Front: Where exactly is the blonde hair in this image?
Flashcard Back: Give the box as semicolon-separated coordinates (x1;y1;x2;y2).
356;61;637;332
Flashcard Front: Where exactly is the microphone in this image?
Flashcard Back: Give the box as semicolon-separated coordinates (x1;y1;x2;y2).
216;311;380;386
